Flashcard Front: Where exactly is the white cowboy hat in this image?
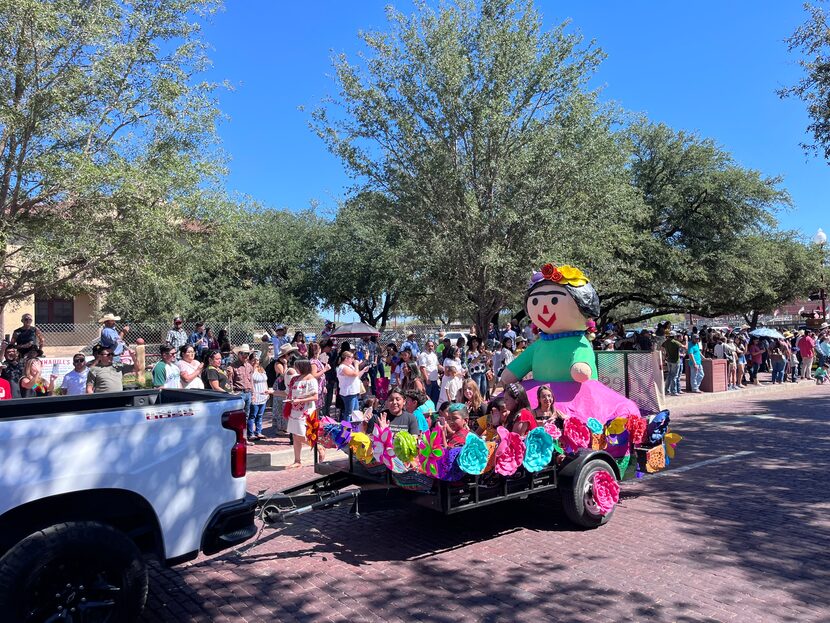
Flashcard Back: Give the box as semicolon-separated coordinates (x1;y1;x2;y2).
235;344;251;354
278;343;299;357
98;313;121;323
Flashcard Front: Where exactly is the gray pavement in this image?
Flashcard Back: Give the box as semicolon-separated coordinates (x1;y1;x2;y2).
143;384;830;622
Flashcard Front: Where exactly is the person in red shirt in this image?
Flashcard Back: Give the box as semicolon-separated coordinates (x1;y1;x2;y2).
798;330;817;380
442;403;471;448
0;377;11;400
503;382;538;436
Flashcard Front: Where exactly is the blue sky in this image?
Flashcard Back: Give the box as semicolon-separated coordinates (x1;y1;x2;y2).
201;0;829;240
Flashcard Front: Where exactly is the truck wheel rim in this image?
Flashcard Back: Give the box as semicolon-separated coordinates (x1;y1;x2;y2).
583;476;602;517
27;560;120;623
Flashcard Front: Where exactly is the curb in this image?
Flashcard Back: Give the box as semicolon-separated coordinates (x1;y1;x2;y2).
248;446;347;470
662;378;818;409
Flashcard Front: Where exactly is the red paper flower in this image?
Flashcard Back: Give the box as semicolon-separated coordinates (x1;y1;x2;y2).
626;414;647;446
562;417;590;451
542;264;564;282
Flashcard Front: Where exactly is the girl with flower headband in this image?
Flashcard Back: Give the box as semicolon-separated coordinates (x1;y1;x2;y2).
500;263;600;385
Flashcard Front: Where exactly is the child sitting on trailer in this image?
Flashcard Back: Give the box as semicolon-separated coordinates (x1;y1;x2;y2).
476;397;505;442
441;403;470;448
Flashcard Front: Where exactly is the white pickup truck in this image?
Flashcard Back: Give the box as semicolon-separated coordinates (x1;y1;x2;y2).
0;389;258;622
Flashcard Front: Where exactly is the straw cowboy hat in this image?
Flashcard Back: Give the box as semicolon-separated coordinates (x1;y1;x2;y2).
278;343;299;357
98;313;121;323
234;344;251;354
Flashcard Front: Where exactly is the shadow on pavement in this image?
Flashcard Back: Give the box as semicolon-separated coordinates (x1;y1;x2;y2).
630;393;830;618
142;391;830;622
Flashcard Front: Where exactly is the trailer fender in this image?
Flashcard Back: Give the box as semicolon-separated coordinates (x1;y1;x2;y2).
557;449;620;491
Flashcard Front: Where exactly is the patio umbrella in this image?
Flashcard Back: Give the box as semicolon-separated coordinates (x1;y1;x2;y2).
329;322;381;338
749;327;785;339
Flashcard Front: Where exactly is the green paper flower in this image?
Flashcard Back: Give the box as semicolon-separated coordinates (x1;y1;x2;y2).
394;431;418;463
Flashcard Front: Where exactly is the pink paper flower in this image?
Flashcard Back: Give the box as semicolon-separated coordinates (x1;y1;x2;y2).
371;425;397;470
562;417;590;452
494;426;525;476
592;470;620;516
543;419;562;440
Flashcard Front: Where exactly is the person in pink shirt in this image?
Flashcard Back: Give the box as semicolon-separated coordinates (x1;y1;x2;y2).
798;331;816;380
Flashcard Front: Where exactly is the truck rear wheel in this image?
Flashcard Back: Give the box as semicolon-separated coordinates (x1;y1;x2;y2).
0;521;148;622
561;460;616;529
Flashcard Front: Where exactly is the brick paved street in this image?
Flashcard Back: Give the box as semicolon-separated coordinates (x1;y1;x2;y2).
143;385;830;622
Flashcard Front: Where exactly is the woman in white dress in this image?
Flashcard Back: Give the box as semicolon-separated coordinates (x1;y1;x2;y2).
286;359;318;469
176;345;204;389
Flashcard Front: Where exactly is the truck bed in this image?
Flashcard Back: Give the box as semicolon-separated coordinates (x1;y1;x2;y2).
0;389;234;420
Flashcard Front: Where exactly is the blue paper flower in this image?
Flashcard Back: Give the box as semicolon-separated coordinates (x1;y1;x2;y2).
458;433;489;475
586;417;603;434
523;427;554;472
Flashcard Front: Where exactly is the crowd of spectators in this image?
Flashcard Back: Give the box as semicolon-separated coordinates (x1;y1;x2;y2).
2;312;827;455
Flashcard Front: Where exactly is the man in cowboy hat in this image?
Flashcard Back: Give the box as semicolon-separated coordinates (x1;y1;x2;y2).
401;331;420;356
98;313;129;362
228;344;255;436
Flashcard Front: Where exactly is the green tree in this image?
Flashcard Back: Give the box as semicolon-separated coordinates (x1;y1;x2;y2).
598;121;794;326
0;0;225;334
106;204;325;323
779;1;830;161
317;192;416;329
313;0;643;337
704;232;821;328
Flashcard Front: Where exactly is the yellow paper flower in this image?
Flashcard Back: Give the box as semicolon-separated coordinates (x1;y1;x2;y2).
664;431;683;459
557;265;589;287
605;417;628;435
350;432;374;464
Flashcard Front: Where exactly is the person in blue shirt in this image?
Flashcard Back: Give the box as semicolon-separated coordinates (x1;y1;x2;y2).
687;334;705;393
98;313;128;361
401;332;420;356
188;321;209;357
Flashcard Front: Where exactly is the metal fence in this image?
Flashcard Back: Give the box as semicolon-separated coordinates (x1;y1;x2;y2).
595;350;664;415
35;321;457;351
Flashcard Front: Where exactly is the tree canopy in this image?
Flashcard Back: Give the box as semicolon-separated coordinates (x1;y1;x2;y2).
312;0;645;335
0;0;225;332
780;1;830;161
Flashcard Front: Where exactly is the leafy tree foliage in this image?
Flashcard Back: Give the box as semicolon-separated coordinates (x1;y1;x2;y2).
317;192;416;329
0;0;225;333
780;1;830;161
106;204;324;323
597;121;806;326
312;0;643;336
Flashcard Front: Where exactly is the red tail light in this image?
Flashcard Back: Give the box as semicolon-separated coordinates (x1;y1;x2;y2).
221;409;247;478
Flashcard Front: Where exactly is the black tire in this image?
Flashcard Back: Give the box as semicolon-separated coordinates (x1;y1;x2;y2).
0;521;148;623
561;460;617;529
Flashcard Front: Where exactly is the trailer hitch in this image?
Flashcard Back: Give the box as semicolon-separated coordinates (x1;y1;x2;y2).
258;489;361;524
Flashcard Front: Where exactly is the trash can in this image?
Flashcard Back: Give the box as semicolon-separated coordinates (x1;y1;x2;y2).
685;358;727;392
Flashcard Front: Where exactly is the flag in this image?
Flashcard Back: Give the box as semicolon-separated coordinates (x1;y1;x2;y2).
773;309;780;317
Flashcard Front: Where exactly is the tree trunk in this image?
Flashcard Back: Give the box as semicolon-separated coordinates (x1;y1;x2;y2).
746;309;760;330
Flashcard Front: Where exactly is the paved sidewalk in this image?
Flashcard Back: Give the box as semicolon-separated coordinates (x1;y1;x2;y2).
143;385;830;622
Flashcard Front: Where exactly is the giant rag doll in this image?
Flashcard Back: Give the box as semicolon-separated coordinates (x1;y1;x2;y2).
501;264;600;385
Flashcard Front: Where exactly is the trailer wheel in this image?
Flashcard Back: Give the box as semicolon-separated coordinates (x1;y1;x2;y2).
561;460;616;529
0;521;148;622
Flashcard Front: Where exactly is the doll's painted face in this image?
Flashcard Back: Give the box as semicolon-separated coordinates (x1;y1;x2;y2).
526;285;585;333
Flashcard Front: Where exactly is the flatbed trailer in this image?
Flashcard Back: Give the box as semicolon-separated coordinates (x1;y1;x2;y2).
258;446;622;529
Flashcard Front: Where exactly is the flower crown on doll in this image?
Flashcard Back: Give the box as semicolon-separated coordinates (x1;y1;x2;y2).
528;264;589;289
